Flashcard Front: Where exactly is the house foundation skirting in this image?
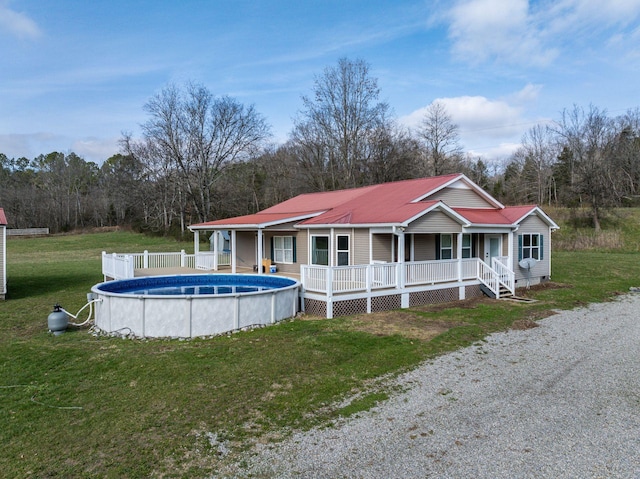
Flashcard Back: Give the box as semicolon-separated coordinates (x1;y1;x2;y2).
302;280;485;319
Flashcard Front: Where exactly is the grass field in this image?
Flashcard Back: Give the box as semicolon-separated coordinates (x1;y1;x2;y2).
2;219;640;478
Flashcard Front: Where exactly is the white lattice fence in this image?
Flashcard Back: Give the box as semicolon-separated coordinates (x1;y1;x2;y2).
371;294;401;313
304;299;327;317
409;287;458;307
332;298;368;317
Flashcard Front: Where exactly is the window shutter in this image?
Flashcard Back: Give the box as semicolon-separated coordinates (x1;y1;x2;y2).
270;237;274;260
292;236;297;263
435;235;441;260
518;235;523;261
540;234;544;260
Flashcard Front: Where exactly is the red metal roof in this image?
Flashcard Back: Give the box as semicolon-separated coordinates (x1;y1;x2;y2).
0;208;6;226
189;175;549;230
274;175;463;225
261;185;379;214
453;206;540;226
191;211;320;228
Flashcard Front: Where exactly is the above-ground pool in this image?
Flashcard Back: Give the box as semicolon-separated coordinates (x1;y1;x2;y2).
92;274;300;338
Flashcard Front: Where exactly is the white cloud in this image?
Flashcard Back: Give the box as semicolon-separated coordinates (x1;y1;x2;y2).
401;94;524;139
467;142;522;163
444;0;640;68
447;0;557;67
0;132;60;160
0;133;117;164
72;137;120;164
400;87;553;163
0;2;41;40
507;83;543;104
547;0;640;30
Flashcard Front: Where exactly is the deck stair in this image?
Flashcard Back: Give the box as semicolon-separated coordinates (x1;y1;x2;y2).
479;283;514;300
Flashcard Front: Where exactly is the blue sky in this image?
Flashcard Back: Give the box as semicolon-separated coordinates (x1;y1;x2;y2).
1;0;639;166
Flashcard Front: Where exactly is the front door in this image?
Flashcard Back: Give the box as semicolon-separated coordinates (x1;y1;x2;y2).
484;235;501;265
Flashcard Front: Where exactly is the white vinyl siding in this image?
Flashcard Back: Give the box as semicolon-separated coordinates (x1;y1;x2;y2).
406;210;462;234
372;234;392;262
353;229;370;265
424;186;495;208
513;214;552;283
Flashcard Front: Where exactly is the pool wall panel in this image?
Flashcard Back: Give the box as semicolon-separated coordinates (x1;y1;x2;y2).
92;274;300;338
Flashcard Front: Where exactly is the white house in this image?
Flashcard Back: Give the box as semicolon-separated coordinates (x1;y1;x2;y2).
189;174;560;318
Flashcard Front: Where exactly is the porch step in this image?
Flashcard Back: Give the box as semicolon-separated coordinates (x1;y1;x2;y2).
479;284;514;300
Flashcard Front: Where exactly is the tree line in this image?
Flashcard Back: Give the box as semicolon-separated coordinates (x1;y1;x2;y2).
1;58;639;234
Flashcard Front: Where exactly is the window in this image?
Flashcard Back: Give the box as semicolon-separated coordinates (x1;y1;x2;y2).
440;234;453;260
519;233;543;260
273;236;294;264
462;234;472;259
337;235;349;266
311;236;329;265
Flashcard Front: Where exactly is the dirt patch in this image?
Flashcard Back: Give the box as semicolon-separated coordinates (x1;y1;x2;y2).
411;297;489;313
511;319;540;330
343;310;464;342
511;309;558;330
519;281;572;295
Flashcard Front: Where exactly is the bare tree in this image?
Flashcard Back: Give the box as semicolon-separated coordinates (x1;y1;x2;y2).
611;108;640;200
136;82;271;224
510;124;558;205
292;58;391;190
552;105;619;230
417;101;462;176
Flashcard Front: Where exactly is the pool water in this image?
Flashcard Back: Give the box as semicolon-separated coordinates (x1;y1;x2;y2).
96;274;296;296
124;285;272;295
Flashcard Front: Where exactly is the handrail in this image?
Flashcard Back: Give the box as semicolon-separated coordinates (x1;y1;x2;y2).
492;257;515;295
476;260;499;298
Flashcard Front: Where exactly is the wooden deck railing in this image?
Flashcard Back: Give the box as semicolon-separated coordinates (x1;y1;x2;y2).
102;251;231;279
301;258;513;297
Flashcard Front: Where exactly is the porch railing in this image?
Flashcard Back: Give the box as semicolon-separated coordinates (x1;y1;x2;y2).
102;250;232;279
195;251;231;270
301;258;507;296
102;252;135;280
492;257;515;295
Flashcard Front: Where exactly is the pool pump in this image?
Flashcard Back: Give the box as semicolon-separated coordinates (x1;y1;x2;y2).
47;304;69;335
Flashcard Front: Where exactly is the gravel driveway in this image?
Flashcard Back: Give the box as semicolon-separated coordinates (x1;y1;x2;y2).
234;295;640;478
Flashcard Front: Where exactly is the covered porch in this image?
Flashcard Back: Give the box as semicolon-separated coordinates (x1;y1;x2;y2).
186;225;516;319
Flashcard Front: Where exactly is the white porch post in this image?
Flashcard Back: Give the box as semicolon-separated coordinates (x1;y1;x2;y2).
213;230;219;271
457;232;465;300
508;229;514;267
330;228;334;266
194;231;200;254
398;232;405;290
397;228;409;308
194;231;200;268
257;228;263;274
457;232;463;281
231;230;237;273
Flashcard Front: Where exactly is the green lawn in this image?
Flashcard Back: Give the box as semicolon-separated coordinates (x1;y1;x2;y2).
1;228;638;478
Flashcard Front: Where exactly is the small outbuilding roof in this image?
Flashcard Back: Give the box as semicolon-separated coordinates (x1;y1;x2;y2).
0;208;7;226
